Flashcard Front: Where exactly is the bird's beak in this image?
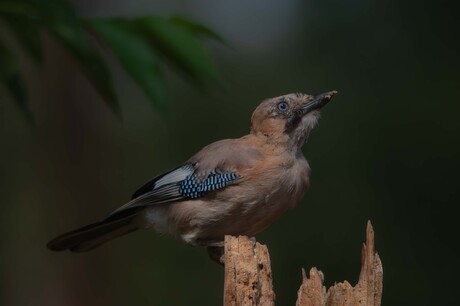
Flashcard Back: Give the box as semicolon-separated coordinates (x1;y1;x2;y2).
301;90;337;114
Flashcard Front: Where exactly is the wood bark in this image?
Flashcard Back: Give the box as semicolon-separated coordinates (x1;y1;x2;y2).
223;221;382;306
223;236;275;306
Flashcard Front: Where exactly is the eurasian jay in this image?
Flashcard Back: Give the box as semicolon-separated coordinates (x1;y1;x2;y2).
47;91;337;262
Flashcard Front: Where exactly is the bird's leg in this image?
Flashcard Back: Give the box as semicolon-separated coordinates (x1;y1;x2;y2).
199;237;257;265
194;238;224;248
207;246;225;265
194;238;225;265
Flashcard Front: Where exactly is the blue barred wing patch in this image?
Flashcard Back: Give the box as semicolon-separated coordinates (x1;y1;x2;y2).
110;165;240;217
179;172;239;199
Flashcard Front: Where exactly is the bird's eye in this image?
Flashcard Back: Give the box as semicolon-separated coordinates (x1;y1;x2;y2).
277;101;289;112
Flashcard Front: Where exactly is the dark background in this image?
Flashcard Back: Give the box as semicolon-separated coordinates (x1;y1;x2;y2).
1;0;459;305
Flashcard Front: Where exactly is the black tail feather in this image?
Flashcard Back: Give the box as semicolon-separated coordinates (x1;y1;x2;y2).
47;215;138;252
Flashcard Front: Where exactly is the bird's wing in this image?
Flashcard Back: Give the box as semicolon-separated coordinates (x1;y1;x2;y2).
131;164;194;200
110;137;262;218
109;163;240;217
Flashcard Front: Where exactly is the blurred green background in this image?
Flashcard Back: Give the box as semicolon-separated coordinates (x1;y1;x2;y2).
1;0;459;305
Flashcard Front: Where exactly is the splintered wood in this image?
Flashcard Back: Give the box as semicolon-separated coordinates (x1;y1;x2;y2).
223;236;275;306
223;221;382;306
296;221;383;306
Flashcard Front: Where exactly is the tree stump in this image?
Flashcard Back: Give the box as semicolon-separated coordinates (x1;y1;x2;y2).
223;221;383;306
223;236;275;306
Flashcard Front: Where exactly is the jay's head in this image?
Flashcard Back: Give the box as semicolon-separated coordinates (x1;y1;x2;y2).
251;91;337;148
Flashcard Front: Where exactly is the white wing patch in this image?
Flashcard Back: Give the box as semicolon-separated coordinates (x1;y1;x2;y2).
154;164;194;188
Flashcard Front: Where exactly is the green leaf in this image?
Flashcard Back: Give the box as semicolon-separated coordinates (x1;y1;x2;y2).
1;15;43;62
0;0;40;16
0;0;46;62
134;17;220;87
0;0;225;119
87;19;167;112
39;0;120;116
0;40;33;123
169;16;226;45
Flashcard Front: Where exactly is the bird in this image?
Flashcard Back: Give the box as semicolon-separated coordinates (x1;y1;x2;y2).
47;90;337;263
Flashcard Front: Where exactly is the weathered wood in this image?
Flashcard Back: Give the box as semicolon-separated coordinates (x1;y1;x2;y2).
223;221;382;306
223;236;275;306
296;221;383;306
296;268;327;306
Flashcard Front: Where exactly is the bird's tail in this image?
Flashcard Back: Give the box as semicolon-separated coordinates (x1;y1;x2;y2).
47;214;139;252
